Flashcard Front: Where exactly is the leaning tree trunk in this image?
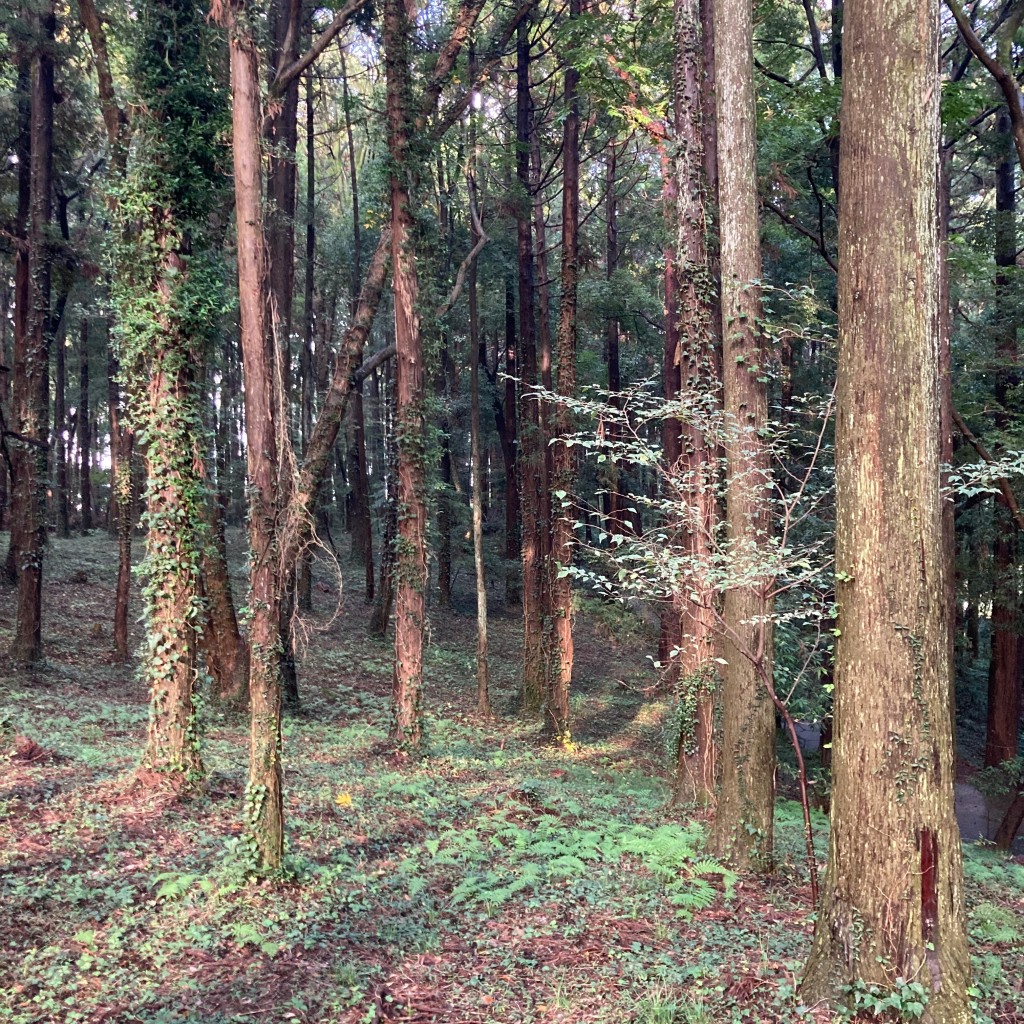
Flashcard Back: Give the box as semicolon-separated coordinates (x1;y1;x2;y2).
706;0;775;871
385;0;428;752
9;1;55;665
801;0;972;1012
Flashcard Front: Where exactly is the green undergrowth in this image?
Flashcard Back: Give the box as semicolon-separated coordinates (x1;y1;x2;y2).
1;535;1022;1023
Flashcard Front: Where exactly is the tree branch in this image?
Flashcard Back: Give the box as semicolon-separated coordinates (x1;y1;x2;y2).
945;0;1024;170
763;199;838;272
271;0;369;97
951;406;1024;534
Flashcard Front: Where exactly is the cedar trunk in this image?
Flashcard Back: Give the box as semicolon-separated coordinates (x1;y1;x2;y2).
706;0;775;870
801;0;972;1011
226;2;286;870
386;0;428;750
9;2;55;665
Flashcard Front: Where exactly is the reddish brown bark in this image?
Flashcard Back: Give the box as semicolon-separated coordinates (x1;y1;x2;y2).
385;0;427;751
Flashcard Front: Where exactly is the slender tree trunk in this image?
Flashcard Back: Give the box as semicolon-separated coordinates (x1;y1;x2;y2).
4;49;30;584
502;276;520;606
468;97;490;713
706;0;775;871
370;435;399;638
225;0;286;870
297;68;317;614
985;108;1020;768
544;0;581;744
386;0;428;751
10;1;55;665
802;0;972;1009
516;16;546;714
109;351;134;662
604;145;624;532
79;319;93;532
54;314;69;538
671;0;719;807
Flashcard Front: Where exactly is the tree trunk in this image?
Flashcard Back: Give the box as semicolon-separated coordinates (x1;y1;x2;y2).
225;0;286;871
671;0;719;808
502;275;520;606
706;0;775;871
985;107;1020;769
79;318;93;532
109;351;134;663
516;16;546;714
544;0;581;745
9;1;55;665
386;0;428;751
802;0;972;1010
54;312;69;538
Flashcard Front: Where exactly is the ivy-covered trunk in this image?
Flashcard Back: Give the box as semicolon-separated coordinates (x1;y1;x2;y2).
385;0;427;751
801;0;972;1011
109;0;227;781
671;0;719;807
707;0;775;871
9;0;54;665
225;0;286;870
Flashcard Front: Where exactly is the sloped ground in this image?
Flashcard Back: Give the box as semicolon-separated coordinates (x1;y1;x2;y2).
0;531;1021;1024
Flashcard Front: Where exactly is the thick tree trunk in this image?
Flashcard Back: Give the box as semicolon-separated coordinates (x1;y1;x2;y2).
79;319;93;532
671;0;719;807
544;0;581;745
706;0;775;870
225;1;286;870
386;0;428;751
802;0;972;1011
9;2;55;665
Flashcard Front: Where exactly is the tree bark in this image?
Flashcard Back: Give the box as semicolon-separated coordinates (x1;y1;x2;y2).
802;0;972;1009
79;319;93;532
985;107;1020;769
10;3;55;665
671;0;719;807
544;0;581;744
224;0;286;870
706;0;775;870
386;0;428;751
516;15;546;714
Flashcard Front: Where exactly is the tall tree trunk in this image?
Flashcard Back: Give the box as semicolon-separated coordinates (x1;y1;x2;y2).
108;350;134;663
802;0;972;1009
502;275;520;606
468;93;490;714
671;0;719;807
225;0;286;870
341;54;375;604
604;144;624;533
10;1;55;665
544;0;581;744
79;319;93;532
985;107;1020;768
516;16;546;714
4;48;31;584
706;0;775;871
386;0;428;751
54;312;69;538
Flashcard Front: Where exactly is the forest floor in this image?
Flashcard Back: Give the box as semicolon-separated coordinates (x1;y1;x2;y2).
0;530;1022;1024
